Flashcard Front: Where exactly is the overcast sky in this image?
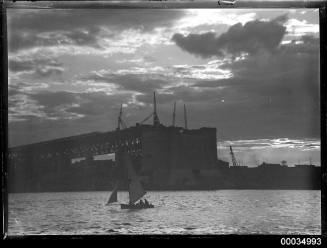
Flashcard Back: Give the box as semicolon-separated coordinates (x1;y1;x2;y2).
7;9;320;166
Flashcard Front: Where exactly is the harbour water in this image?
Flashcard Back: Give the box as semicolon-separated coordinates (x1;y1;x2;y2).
8;190;321;235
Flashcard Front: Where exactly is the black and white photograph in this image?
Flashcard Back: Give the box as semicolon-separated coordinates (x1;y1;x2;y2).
5;1;323;237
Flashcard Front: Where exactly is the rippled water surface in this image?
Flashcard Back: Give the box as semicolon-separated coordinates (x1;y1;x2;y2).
8;190;321;235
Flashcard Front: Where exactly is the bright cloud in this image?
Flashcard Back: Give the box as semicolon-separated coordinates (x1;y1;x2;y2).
285;18;319;37
175;10;257;34
217;138;320;167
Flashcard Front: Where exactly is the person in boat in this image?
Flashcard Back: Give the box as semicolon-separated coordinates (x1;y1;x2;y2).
142;199;149;208
144;199;150;207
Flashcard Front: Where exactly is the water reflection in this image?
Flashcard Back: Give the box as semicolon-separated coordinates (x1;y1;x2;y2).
8;190;321;235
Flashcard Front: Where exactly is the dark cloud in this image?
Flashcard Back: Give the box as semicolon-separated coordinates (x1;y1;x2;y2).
16;33;318;142
9;35;320;144
8;90;148;146
8;9;186;52
117;77;168;94
137;86;223;105
9;57;64;78
130;34;319;140
8;28;102;52
34;67;64;78
30;91;77;109
223;36;319;101
8;11;320;145
9;58;61;72
8;116;107;147
143;55;157;63
190;36;320;139
9;32;66;52
136;92;176;105
80;71;223;108
64;27;102;47
66;92;133;116
9;9;185;33
172;15;287;58
81;72;170;94
11;90;134;121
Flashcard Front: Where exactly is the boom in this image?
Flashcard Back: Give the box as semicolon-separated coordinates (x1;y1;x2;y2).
229;145;239;167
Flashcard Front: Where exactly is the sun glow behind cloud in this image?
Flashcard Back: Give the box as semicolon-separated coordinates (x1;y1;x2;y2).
285;18;319;37
175;10;257;34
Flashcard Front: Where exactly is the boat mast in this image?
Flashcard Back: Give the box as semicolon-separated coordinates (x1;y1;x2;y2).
116;104;127;130
172;101;176;127
119;149;146;204
153;92;160;126
184;104;188;129
117;104;123;130
106;181;119;205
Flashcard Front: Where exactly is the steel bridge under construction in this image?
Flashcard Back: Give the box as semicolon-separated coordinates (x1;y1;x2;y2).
8;92;219;192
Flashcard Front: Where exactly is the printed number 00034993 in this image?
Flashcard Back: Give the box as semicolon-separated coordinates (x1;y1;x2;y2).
281;238;321;246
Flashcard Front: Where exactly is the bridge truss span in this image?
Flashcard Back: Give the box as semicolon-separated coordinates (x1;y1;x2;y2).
8;126;143;162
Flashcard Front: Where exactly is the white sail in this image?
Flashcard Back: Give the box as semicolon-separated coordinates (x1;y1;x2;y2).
120;150;146;205
106;181;119;205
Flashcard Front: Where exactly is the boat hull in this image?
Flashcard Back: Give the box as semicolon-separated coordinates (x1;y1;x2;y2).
120;204;154;209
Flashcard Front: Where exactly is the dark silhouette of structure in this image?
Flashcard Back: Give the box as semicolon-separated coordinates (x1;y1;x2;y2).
8;92;321;192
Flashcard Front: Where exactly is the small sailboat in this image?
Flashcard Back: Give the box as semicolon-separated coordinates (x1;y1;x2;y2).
106;149;154;209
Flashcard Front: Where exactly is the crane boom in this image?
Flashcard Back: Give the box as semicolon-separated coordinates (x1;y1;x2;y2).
229;145;239;167
140;113;153;124
184;104;188;129
117;104;122;130
138;92;160;126
172;102;176;126
117;104;127;130
153;92;160;126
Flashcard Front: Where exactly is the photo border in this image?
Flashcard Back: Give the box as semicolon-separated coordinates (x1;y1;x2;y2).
1;1;326;244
